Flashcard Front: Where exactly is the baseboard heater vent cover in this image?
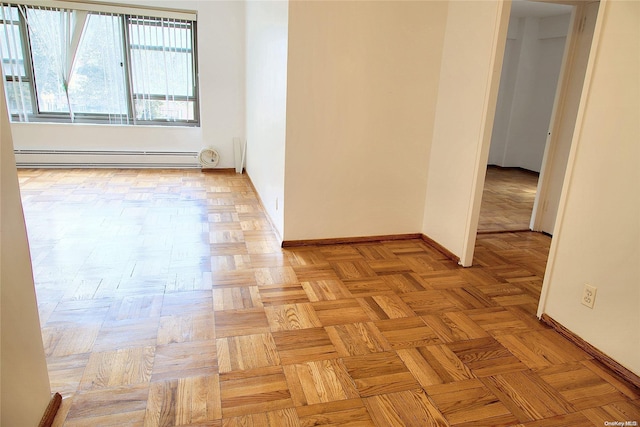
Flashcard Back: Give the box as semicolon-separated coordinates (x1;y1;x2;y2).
14;150;200;169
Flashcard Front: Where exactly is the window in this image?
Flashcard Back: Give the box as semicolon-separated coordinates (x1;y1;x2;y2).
0;3;198;126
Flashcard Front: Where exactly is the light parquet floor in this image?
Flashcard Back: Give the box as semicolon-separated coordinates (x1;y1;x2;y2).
18;169;640;427
478;166;539;233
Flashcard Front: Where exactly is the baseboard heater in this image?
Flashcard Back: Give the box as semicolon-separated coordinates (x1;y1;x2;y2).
14;150;200;169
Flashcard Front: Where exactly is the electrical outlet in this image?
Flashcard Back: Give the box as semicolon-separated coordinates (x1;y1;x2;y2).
275;197;279;211
581;284;597;308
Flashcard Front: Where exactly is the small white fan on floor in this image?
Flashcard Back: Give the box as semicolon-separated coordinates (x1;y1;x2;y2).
198;147;220;169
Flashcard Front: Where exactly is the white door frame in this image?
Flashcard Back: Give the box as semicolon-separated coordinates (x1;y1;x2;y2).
530;1;597;232
459;0;512;267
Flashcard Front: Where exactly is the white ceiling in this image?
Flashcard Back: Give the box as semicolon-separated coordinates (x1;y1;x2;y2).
510;1;573;18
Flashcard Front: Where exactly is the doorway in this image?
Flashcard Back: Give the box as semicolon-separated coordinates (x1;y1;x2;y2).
478;0;573;234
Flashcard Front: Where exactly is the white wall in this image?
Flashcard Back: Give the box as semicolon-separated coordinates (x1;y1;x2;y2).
245;0;288;238
488;18;521;168
283;0;448;241
422;0;509;265
539;0;640;375
1;79;52;426
489;13;570;172
10;1;245;168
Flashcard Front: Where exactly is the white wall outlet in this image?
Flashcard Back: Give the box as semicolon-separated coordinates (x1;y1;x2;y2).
581;284;597;308
275;197;279;211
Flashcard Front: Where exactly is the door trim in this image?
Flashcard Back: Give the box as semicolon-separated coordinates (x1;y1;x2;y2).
530;2;593;232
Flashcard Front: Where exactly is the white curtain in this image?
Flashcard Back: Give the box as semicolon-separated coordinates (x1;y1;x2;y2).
128;15;194;122
0;4;29;120
24;6;87;121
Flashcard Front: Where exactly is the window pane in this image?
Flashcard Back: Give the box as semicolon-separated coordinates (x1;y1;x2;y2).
68;14;128;115
27;8;70;113
0;23;26;77
0;5;20;21
130;48;193;96
129;20;191;50
135;99;193;121
128;16;196;121
5;80;33;114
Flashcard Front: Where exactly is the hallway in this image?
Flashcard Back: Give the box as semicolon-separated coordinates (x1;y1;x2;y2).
478;166;539;233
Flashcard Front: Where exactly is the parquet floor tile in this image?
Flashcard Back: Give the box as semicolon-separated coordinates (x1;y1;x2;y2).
216;333;280;373
482;371;573;422
311;298;371;326
400;290;461;315
161;291;213;316
296;398;375;427
79;346;154;391
64;384;149;426
258;284;310;306
428;380;517;426
342;278;393;298
364;389;448;426
581;359;640;400
219;366;293;418
581;401;640;426
325;322;391;357
223;408;300;427
284;359;359;406
265;303;322;331
106;294;164;322
211;270;257;289
422;311;489;343
92;317;161;352
374;316;442;349
496;331;590;370
46;353;92;396
466;307;532;337
146;375;221;426
331;260;378;280
341;351;421;397
151;340;218;382
447;337;527;378
536;362;628;411
254;266;299;286
214;308;270;338
300;279;352;302
381;272;431;293
272;327;339;365
358;294;416;320
397;345;474;387
17;169;639;426
513;412;594;427
41;324;101;357
157;313;215;345
293;266;339;282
